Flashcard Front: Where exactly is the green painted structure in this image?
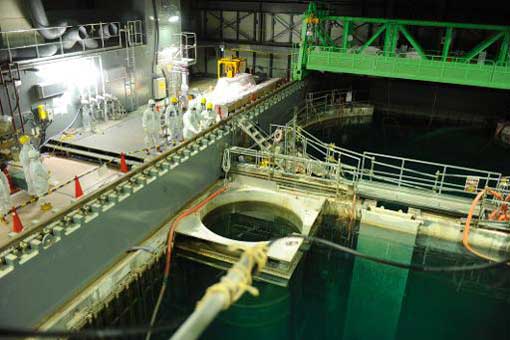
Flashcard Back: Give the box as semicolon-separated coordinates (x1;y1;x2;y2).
293;3;510;89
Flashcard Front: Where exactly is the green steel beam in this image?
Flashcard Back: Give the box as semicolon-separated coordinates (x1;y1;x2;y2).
391;24;400;53
497;32;510;65
383;23;395;56
305;49;510;89
322;16;510;31
464;31;504;62
292;11;311;80
293;3;510;88
442;27;453;61
342;20;351;49
357;24;387;54
398;24;426;59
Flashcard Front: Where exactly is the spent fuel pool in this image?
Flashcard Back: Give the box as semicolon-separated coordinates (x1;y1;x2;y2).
80;113;510;339
149;203;510;340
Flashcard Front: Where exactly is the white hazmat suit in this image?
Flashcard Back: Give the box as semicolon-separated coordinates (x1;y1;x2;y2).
28;150;50;198
165;104;183;144
142;101;161;151
82;104;93;132
19;142;37;195
0;171;12;217
182;108;201;140
200;108;220;130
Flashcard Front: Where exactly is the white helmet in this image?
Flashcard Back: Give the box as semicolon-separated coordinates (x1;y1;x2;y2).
148;99;156;106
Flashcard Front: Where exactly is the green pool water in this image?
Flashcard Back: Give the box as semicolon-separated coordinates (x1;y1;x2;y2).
154;212;510;340
152;116;510;340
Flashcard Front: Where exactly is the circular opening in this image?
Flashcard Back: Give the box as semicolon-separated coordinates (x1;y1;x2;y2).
202;201;301;242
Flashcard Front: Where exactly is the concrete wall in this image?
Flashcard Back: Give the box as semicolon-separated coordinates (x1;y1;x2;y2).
0;0;182;143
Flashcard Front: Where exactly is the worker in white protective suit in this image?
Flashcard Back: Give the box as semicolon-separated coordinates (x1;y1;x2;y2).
160;98;170;144
19;135;36;195
182;107;201;140
81;101;93;132
142;99;161;153
199;97;207;112
200;102;220;130
0;170;12;219
28;150;52;210
165;96;183;145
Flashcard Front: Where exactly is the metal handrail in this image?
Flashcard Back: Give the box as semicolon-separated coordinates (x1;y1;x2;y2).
262;94;504;200
228;146;359;186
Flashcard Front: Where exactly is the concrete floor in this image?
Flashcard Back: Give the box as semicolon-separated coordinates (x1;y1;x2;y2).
49;111;155;160
1;80;220;246
0;156;121;247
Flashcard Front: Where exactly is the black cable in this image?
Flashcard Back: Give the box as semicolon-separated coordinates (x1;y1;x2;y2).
273;234;510;272
38;104;83;150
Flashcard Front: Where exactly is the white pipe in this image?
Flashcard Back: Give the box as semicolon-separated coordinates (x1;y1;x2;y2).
170;248;264;340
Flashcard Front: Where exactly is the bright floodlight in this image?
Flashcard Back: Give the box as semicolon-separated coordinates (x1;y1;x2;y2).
168;14;180;23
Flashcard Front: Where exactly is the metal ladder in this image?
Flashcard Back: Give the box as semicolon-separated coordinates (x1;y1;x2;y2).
238;117;273;151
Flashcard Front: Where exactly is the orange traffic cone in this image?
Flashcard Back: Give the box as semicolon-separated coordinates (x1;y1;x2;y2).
74;176;84;199
120;153;128;173
11;208;23;233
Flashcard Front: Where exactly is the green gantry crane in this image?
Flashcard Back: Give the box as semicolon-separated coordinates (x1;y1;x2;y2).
293;2;510;89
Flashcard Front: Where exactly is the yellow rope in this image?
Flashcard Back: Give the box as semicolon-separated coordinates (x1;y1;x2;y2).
197;243;268;310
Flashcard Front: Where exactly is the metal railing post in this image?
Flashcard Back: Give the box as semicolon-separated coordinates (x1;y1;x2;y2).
438;166;447;194
370;156;375;181
433;170;440;192
398;159;405;187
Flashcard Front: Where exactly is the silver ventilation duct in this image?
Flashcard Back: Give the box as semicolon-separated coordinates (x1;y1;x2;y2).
26;0;67;40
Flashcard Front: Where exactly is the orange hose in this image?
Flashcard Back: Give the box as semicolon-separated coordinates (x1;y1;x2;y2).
463;189;500;262
163;186;227;278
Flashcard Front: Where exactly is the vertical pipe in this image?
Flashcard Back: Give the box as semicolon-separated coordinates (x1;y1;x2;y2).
236;11;240;41
98;56;108;121
271;14;275;42
289;15;294;44
258;9;264;44
2;70;16;132
269;53;274;78
0;70;13;131
252;11;257;42
12;64;24;133
219;11;224;41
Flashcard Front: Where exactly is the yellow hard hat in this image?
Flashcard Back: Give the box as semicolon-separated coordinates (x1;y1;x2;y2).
19;135;30;145
206;102;213;110
171;96;178;104
201;97;207;104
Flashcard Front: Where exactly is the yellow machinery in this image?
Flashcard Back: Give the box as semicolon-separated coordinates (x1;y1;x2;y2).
217;56;246;78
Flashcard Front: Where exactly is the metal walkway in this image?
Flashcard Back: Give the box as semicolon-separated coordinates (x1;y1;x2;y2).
226;122;502;216
292;3;510;89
